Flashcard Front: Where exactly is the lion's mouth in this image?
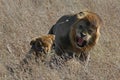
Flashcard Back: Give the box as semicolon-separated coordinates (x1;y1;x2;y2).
76;37;87;47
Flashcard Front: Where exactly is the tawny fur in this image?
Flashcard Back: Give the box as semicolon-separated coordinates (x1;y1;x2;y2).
30;34;55;54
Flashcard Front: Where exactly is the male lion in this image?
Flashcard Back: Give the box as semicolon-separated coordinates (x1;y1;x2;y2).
48;11;102;62
30;34;55;55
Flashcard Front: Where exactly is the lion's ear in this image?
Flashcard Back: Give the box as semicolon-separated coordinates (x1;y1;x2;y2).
78;12;84;16
76;12;85;19
30;40;36;46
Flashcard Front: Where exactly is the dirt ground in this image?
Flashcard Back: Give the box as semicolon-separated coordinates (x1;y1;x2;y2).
0;0;120;80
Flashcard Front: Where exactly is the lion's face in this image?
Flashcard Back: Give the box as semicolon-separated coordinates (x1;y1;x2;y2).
75;18;97;47
70;11;102;50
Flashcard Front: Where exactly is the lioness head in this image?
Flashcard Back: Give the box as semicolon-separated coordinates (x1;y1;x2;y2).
30;34;55;54
70;11;102;52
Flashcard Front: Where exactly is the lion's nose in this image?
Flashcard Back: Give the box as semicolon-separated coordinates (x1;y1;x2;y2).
81;32;86;37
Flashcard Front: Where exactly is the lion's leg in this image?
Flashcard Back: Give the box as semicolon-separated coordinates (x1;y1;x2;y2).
85;53;90;66
79;52;90;62
55;46;64;56
54;46;72;61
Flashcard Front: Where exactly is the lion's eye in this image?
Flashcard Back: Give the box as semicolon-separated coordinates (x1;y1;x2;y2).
79;25;83;29
88;29;93;34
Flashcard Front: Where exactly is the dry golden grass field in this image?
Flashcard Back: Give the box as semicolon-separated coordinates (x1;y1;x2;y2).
0;0;120;80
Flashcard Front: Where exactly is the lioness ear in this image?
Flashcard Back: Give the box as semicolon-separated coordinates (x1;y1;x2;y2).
30;40;36;46
50;35;55;41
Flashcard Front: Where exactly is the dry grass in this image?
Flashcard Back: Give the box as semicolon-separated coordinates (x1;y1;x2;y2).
0;0;120;80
